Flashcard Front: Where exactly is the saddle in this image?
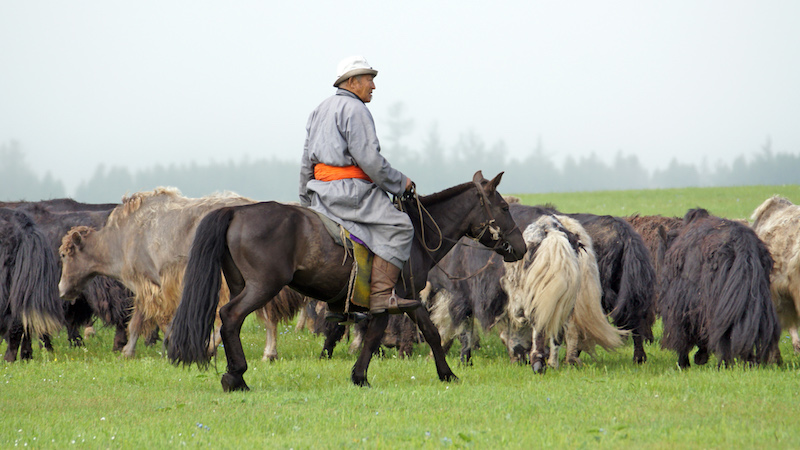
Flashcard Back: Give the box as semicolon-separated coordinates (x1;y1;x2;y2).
307;209;373;320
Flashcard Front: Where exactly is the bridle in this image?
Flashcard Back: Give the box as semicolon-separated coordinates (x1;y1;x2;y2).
465;183;519;256
396;182;519;283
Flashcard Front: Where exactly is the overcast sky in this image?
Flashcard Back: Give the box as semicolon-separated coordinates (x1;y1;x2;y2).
2;2;799;194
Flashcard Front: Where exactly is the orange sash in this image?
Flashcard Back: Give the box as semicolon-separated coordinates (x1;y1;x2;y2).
314;163;372;182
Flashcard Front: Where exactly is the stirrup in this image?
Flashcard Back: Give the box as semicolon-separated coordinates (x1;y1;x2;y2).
324;311;369;325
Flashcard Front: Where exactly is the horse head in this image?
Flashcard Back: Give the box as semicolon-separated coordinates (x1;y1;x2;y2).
468;171;526;262
58;226;98;301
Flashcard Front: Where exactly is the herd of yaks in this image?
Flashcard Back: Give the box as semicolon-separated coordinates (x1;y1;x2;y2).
2;185;800;381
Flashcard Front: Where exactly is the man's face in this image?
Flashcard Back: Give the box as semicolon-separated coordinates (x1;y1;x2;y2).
348;75;375;103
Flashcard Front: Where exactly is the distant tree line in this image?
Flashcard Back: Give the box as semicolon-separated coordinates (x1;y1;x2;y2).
2;120;798;204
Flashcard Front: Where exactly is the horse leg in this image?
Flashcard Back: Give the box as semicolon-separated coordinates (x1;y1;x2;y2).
261;311;278;362
406;307;458;382
530;328;547;374
351;313;390;387
219;285;281;393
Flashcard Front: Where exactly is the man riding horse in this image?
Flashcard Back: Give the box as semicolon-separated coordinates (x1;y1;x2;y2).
299;55;420;316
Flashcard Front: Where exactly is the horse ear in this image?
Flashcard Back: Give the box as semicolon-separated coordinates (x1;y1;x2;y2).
472;170;485;185
487;172;504;193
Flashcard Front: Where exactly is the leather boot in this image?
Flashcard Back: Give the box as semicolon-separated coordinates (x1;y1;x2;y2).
369;256;421;314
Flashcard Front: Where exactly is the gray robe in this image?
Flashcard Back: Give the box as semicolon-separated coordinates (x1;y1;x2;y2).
299;89;413;269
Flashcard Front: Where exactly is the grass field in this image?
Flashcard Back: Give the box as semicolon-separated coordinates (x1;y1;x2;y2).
3;184;800;448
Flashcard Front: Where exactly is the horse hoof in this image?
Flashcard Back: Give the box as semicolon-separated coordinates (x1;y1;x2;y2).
440;372;460;383
532;360;546;374
221;373;250;392
352;377;371;388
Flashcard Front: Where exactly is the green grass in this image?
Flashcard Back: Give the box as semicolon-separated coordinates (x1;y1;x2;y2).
513;184;800;219
4;185;800;448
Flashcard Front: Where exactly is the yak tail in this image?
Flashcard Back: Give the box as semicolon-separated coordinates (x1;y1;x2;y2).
610;220;657;341
562;218;628;352
9;213;63;337
708;231;780;364
503;225;580;343
167;207;236;368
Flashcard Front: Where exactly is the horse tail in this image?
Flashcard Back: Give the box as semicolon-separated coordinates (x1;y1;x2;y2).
167;206;236;368
503;217;580;342
10;211;64;337
610;219;656;341
562;218;628;352
707;226;780;364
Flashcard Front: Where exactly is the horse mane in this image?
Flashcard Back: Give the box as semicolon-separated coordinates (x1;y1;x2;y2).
417;182;474;207
60;226;95;256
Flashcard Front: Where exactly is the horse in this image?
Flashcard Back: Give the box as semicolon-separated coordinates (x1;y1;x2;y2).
0;208;64;361
658;208;780;368
750;196;800;354
58;187;255;357
166;171;526;392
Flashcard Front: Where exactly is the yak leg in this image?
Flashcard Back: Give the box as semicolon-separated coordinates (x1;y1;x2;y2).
4;320;26;362
632;330;647;364
531;327;547;374
320;323;347;359
790;326;800;354
260;309;278;362
351;313;390;387
405;307;458;383
548;337;560;369
112;322;128;352
564;321;583;366
121;309;145;358
294;306;309;333
348;325;364;354
693;344;710;366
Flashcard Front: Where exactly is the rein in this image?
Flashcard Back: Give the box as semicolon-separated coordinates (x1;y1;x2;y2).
395;183;516;283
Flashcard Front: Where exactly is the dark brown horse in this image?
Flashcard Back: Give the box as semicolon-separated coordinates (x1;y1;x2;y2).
167;171;526;392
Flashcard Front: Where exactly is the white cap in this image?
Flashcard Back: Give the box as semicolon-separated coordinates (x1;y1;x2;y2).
333;55;378;87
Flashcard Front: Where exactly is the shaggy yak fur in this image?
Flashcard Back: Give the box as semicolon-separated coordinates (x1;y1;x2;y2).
426;204;625;371
658;208;780;368
624;214;683;316
8;200;134;351
57;187;255;357
0;208;63;362
513;205;655;364
750;196;800;354
497;213;626;372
